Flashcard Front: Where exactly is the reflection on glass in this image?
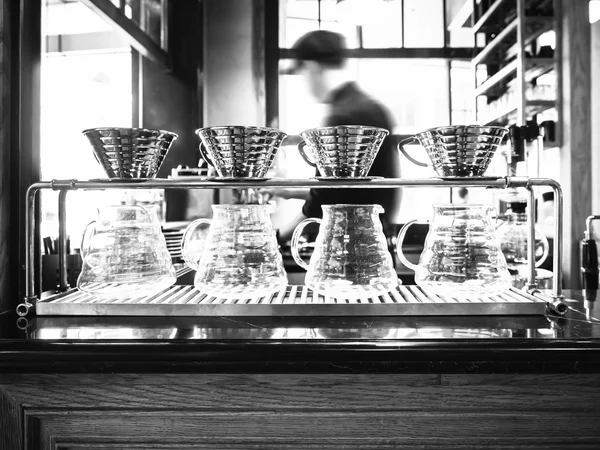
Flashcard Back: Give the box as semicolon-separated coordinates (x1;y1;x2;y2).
315;327;395;339
414;328;513;339
35;327;180;340
36;327;136;340
28;320;559;341
192;326;277;340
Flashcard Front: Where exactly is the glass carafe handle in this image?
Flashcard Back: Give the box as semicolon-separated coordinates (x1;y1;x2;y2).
181;218;212;271
291;217;321;270
395;220;421;272
198;143;215;168
397;136;429;167
535;230;550;268
297;141;317;167
80;220;97;260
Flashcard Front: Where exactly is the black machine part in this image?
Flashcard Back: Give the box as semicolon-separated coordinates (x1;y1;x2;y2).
581;238;599;290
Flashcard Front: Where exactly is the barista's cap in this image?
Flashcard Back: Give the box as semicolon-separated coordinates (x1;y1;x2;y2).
282;30;346;74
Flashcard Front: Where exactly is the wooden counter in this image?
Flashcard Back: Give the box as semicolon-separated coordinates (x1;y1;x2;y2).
1;289;600;448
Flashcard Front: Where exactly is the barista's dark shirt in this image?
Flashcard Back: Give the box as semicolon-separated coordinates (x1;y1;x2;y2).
302;81;401;236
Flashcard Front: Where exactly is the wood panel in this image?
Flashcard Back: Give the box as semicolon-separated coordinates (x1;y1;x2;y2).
559;0;592;288
0;0;13;312
1;373;599;449
0;386;22;450
20;410;600;448
1;373;599;410
5;0;42;305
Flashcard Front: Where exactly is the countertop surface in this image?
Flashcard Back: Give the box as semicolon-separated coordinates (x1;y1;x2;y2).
1;289;600;373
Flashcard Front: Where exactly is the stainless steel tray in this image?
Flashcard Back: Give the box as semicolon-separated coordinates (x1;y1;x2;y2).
34;285;549;316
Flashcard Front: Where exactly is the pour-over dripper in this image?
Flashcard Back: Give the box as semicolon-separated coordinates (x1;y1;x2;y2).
195;126;287;178
298;125;389;178
397;125;508;178
83;127;178;179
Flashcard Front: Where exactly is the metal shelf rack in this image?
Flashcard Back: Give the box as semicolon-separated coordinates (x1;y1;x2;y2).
471;0;559;129
17;176;567;317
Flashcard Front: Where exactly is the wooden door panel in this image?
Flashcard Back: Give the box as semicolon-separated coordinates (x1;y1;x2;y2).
22;409;600;449
2;373;600;450
2;373;600;410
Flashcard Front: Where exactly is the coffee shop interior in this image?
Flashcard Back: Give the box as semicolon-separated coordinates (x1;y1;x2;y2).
2;1;600;447
1;0;598;307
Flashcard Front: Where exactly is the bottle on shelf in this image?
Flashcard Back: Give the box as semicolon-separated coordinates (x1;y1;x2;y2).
496;200;552;288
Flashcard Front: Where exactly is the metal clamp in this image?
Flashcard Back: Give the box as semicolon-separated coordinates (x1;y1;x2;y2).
585;215;600;240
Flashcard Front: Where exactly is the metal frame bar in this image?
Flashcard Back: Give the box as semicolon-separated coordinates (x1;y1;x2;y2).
17;176;565;316
80;0;170;69
33;286;549;318
527;186;537;289
585;215;600;240
57;190;69;292
515;0;526;126
472;0;508;34
280;47;475;60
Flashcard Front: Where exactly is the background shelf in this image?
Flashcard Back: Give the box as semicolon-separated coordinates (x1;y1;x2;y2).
477;99;555;125
470;0;559;128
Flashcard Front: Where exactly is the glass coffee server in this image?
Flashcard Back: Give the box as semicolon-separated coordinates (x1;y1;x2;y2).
17;125;568;318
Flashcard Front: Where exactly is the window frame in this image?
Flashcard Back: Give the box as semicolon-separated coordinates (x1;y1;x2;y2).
270;0;477;134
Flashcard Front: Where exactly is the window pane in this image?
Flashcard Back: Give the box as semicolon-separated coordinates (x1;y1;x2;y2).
125;0;165;48
278;58;453;223
361;2;403;48
354;58;450;133
280;0;359;49
403;0;444;47
280;58;451;135
319;21;360;48
335;0;401;28
278;73;329;134
445;0;475;48
282;18;319;48
42;2;112;35
449;27;474;47
284;0;320;21
450;60;474;125
141;0;164;47
41;0;136;243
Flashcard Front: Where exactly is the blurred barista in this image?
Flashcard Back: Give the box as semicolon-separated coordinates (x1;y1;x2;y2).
272;30;401;242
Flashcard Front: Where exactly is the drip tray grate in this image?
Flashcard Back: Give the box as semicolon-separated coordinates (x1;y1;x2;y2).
35;285;549;316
